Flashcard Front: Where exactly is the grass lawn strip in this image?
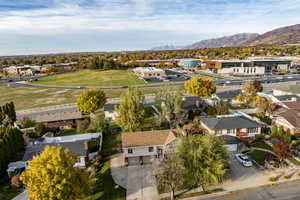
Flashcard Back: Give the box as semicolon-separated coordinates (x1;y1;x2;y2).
87;132;125;200
0;183;22;200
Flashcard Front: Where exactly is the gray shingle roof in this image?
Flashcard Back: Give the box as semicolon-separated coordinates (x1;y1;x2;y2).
275;95;300;102
201;115;263;130
103;103;118;112
275;85;300;94
215;89;241;100
218;135;242;144
22;140;87;161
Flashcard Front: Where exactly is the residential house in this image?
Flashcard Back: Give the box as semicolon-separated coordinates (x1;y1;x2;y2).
26;133;101;166
218;135;246;152
122;130;177;165
17;108;84;129
273;84;300;96
272;109;300;135
182;96;206;118
212;89;241;104
269;101;300;135
200;114;263;139
103;103;118;120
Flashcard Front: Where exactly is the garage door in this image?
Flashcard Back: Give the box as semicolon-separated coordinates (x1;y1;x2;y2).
128;157;140;165
225;144;237;152
142;156;153;164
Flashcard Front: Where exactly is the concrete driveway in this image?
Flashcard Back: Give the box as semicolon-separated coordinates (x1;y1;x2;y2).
127;165;159;200
222;154;266;191
111;153;159;200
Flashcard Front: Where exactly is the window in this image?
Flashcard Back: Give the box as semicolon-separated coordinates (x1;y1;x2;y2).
247;128;257;133
148;146;154;152
227;129;235;134
128;148;133;154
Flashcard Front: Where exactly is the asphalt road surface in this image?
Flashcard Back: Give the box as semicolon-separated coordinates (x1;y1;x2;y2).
2;74;300;90
191;180;300;200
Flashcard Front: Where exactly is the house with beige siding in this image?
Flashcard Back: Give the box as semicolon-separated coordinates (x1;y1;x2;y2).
122;130;177;165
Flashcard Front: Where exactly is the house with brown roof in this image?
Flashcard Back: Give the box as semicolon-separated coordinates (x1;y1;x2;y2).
272;109;300;135
122;130;177;165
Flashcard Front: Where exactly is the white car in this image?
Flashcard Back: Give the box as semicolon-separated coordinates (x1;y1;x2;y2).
235;153;253;167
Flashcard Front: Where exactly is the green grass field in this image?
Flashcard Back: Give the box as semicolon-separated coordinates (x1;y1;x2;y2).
35;69;145;87
0;84;184;110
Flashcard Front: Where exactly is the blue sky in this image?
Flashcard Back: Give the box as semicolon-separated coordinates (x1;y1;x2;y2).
0;0;299;55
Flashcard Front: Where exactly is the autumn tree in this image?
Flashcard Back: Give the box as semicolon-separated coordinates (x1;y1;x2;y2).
184;77;216;97
256;97;270;116
77;89;107;113
156;90;185;128
176;134;227;192
155;154;184;200
273;140;291;163
21;146;90;200
207;101;229;116
236;80;263;105
116;88;145;131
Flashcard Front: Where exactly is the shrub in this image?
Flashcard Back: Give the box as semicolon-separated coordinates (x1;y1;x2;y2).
19;117;36;128
269;177;277;182
255;134;265;141
34;122;48;138
284;175;291;179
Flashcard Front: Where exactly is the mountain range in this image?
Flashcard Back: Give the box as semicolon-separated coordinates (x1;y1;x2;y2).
151;24;300;50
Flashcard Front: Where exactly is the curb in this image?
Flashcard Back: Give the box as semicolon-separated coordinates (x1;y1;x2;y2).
182;178;300;200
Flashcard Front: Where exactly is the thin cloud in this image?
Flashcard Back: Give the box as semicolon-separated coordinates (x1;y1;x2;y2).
0;0;299;55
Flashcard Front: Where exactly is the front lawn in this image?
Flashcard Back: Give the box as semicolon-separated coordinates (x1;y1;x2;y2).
248;150;268;166
252;141;272;151
87;131;125;200
87;160;125;200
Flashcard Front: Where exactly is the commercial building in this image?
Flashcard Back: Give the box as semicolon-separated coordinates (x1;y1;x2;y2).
133;67;166;78
205;59;292;75
178;59;201;68
3;66;34;76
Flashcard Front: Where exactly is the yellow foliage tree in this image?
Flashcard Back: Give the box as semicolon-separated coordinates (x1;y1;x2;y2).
77;89;107;113
21;146;90;200
184;76;216;97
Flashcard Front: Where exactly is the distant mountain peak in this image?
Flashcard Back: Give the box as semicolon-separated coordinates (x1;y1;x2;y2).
183;33;259;49
150;24;300;50
151;44;181;51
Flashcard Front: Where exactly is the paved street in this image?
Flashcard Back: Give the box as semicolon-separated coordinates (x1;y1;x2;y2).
188;180;300;200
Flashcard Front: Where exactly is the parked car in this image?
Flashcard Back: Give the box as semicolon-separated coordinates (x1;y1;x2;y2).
235;153;253;167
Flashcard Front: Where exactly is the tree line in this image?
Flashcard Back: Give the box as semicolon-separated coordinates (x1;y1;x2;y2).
1;45;300;69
